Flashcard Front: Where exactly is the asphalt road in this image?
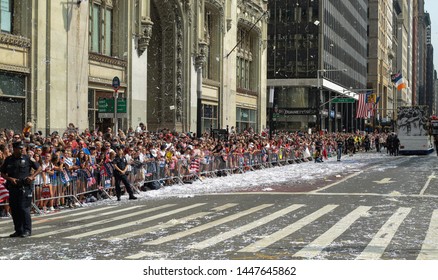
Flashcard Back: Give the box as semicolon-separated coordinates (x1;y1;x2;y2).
1;154;437;260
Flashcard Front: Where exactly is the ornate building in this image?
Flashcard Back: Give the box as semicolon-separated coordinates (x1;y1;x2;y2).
0;0;268;135
367;0;395;127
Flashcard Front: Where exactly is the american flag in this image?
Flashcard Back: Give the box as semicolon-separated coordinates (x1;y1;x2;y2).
356;92;374;119
0;177;9;203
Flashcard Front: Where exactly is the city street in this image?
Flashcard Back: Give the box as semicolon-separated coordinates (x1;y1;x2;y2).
1;153;437;260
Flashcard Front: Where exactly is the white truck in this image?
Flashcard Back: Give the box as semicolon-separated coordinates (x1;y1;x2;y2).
396;106;434;155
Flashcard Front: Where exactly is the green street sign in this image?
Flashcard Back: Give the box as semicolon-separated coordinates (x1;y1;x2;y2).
331;97;356;103
98;98;127;113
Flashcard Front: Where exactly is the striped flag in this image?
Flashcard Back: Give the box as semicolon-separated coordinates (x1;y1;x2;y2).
0;177;9;203
356;92;374;119
391;73;407;90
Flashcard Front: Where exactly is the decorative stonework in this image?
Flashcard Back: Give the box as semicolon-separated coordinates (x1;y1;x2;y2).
138;18;154;55
0;33;31;48
0;63;30;74
195;41;208;69
182;0;192;25
206;0;225;33
89;52;128;67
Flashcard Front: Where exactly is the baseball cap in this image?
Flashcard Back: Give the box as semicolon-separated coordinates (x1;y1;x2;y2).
13;141;25;149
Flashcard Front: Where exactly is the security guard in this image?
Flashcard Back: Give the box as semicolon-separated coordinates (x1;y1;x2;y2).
112;145;137;201
0;141;41;237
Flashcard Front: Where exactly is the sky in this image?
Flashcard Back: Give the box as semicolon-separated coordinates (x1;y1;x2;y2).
425;0;438;69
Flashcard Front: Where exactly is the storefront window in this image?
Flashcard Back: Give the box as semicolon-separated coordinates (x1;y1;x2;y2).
236;108;257;133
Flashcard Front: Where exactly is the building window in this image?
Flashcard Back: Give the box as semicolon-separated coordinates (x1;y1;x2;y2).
0;0;12;33
236;26;254;91
202;104;218;132
0;71;25;97
88;89;96;131
0;71;26;131
89;1;112;56
203;7;219;81
236;107;257;133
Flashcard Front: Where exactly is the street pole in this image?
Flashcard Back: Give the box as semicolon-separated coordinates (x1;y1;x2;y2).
112;76;120;136
317;69;347;133
269;87;274;139
114;89;118;134
196;65;203;138
317;70;322;133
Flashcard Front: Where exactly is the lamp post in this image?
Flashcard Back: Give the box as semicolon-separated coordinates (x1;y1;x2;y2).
317;69;347;132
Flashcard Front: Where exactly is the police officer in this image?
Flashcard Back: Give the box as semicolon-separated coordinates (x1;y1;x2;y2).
112;145;137;201
0;141;41;237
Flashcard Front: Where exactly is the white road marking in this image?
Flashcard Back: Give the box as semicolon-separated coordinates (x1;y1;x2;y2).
68;206;142;222
309;172;363;193
105;203;238;242
188;204;305;250
417;210;438;260
294;206;372;258
238;205;338;253
31;204;175;238
419;172;436;196
0;206;116;226
356;207;411;260
373;178;396;184
65;203;206;239
142;204;273;246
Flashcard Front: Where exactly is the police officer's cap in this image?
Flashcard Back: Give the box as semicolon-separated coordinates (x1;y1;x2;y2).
12;141;25;149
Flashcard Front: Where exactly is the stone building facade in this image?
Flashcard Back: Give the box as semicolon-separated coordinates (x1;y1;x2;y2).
0;0;268;135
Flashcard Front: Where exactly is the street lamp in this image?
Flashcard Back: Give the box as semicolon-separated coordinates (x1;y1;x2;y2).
316;69;347;132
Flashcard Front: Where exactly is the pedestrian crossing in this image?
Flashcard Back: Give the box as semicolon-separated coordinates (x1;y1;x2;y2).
1;201;438;260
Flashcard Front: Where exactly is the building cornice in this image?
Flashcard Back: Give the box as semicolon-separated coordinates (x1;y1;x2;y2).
89;52;128;68
0;33;31;48
0;63;30;74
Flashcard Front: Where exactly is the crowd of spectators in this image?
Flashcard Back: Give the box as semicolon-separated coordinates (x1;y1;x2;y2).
0;122;391;217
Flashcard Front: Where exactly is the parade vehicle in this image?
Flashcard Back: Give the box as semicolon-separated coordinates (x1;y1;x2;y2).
396;106;434;155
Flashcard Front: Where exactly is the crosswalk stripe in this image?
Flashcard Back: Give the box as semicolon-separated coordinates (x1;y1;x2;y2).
417;210;438;260
31;204;175;238
142;204;273;246
106;212;211;242
238;204;338;253
65;203;206;239
69;206;142;222
36;206;116;219
29;206;145;233
294;206;372;258
356;207;411;260
0;206;116;227
211;203;238;212
105;203;238;242
0;219;12;225
188;204;305;250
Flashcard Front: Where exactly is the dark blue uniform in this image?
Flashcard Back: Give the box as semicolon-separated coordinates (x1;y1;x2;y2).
112;154;136;201
1;144;40;237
